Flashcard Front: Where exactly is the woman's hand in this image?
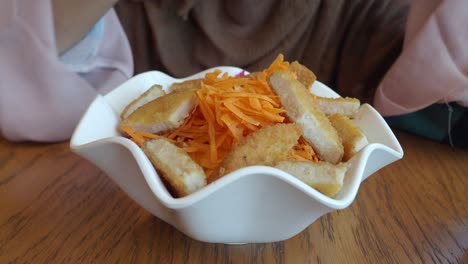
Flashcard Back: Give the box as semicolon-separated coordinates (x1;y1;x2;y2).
52;0;119;54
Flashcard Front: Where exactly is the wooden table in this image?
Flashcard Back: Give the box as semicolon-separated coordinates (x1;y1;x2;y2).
0;131;466;263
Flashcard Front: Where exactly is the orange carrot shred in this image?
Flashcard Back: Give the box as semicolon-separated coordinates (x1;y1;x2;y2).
123;54;319;175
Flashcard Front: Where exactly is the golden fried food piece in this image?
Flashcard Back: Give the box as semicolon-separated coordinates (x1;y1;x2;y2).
315;96;360;117
275;160;348;197
169;79;202;93
143;138;206;197
289;61;317;88
218;123;302;177
120;88;197;134
268;70;344;164
328;114;368;161
120;84;166;119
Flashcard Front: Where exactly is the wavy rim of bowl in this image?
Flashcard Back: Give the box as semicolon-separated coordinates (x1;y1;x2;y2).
71;67;404;211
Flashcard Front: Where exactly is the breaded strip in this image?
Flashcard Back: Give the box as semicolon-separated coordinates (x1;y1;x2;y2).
315;97;360;117
289;61;317;88
120;88;197;134
169;79;202;93
143;138;206;197
121;84;166;119
328;114;368;161
268;70;344;164
218;123;302;177
275;160;347;197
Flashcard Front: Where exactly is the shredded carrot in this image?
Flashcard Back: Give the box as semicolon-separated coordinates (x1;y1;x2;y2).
135;131;161;140
290;137;320;162
123;54;319;178
120;126;145;146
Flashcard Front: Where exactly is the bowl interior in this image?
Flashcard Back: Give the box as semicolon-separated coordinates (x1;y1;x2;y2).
71;67;403;210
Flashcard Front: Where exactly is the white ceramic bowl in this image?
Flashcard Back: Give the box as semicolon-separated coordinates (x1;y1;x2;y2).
70;67;403;243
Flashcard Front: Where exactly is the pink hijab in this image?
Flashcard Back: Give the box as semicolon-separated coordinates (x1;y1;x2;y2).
374;0;468;116
0;0;133;142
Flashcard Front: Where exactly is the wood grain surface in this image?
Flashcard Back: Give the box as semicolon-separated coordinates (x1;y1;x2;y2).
0;131;467;264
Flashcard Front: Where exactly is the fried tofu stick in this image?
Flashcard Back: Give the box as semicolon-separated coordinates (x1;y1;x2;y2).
289;61;317;88
120;84;166;119
269;70;344;164
328;114;368;161
218;123;302;177
143;138;206;197
315;97;360;117
169;79;202;93
120;88;197;134
276;160;347;197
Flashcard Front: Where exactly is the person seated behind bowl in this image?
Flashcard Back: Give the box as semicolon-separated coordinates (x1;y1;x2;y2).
115;0;466;148
1;0;466;147
374;0;468;147
0;0;133;142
